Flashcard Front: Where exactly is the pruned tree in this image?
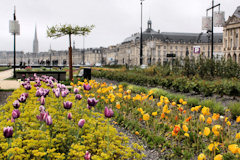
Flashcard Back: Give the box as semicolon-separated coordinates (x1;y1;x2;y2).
47;24;94;81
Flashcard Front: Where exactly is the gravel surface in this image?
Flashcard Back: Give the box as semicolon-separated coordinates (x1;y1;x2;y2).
113;123;161;160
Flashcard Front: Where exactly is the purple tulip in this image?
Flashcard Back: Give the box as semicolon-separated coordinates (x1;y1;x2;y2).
21;93;28;99
40;96;45;105
84;151;91;160
24;84;31;90
18;96;26;103
13;100;20;109
75;94;82;100
37;111;47;121
74;88;79;94
78;119;85;128
83;84;91;91
12;109;20;119
87;98;99;107
43;89;50;97
46;115;52;125
61;90;68;98
39;105;45;112
67;113;72;120
54;91;60;98
36;89;43;97
57;83;61;88
104;107;114;118
63;101;72;109
3;126;13;138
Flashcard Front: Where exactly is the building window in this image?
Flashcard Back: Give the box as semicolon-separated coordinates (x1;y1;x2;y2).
158;50;161;57
170;46;172;50
164;46;166;49
175;46;178;50
158;46;161;49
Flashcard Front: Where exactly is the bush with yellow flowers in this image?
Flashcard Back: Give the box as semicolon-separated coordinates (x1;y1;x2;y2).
0;76;145;159
71;80;240;159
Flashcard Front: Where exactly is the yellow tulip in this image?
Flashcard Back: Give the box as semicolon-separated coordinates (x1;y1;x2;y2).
212;125;222;136
143;113;150;121
184;133;189;137
214;154;223;160
182;125;188;132
236;133;240;139
236;116;240;123
152;112;157;116
201;107;210;116
199;114;205;122
182;101;187;105
198;153;206;160
228;144;239;154
212;113;220;121
208;142;219;151
179;98;183;104
206;117;212;124
157;102;163;107
226;121;231;126
204;127;210;136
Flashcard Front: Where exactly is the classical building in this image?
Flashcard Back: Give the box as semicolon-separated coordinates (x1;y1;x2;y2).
223;6;240;63
118;19;223;66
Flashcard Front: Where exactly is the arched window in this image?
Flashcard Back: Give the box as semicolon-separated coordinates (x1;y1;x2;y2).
233;53;237;63
227;53;231;60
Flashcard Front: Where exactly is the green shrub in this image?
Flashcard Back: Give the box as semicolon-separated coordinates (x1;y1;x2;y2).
201;99;224;114
186;97;200;108
228;102;240;119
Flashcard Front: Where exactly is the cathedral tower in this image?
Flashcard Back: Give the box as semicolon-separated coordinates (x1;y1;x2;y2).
33;26;39;53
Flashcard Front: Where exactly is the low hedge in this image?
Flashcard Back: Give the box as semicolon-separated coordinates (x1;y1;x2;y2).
92;70;240;97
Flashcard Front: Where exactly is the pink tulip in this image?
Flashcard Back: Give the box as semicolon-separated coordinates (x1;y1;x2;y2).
84;151;91;160
67;113;72;120
78;119;85;128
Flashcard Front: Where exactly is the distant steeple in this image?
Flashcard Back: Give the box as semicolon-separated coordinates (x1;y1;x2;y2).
33;25;39;53
148;19;152;30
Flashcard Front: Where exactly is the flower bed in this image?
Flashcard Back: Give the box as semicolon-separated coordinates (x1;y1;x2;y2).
0;76;144;159
92;69;240;97
70;80;240;159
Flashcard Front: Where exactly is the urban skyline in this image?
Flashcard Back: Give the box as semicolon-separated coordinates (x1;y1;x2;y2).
0;0;239;53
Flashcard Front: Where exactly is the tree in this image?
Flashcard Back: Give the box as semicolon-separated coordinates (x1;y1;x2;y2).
47;24;94;81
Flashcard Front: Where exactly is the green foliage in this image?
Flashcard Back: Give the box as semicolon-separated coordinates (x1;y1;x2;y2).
186;97;200;108
201;99;224;115
47;24;94;38
127;85;148;94
228;102;240;119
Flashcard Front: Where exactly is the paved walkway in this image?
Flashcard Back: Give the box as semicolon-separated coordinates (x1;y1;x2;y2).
0;69;20;89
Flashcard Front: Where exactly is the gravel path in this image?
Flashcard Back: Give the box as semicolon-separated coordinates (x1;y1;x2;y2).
113;123;161;160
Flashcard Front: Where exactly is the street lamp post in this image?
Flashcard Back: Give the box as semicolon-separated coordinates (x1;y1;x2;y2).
9;6;20;78
206;0;220;59
140;0;144;66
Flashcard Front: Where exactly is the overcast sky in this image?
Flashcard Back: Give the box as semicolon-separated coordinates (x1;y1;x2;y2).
0;0;239;53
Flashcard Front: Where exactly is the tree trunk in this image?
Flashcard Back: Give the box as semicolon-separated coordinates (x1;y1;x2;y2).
69;34;73;81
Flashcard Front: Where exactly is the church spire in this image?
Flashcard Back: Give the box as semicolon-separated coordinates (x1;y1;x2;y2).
33;25;39;53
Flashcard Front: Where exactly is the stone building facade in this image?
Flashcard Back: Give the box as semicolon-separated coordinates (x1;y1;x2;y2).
223;6;240;63
4;6;240;67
